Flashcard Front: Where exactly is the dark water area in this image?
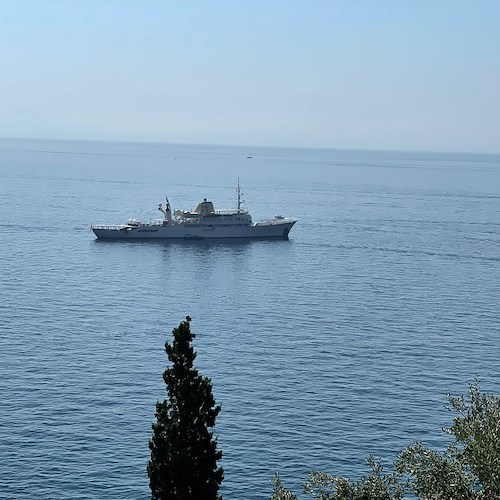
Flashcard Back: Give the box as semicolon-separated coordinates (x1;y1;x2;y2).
1;138;499;498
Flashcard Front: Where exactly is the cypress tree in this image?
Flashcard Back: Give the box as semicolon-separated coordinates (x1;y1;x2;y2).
148;316;223;499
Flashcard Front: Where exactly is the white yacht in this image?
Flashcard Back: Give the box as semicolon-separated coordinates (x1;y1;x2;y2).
91;181;296;240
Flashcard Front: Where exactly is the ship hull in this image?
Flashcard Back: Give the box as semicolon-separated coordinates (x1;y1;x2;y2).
91;221;296;240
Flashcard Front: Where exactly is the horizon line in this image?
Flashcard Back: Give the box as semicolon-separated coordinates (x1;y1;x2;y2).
1;135;499;157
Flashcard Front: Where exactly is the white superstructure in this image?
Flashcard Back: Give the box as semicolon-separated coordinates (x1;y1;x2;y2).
91;181;296;240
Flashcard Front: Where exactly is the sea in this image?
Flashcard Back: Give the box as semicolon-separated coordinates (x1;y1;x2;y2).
1;137;499;499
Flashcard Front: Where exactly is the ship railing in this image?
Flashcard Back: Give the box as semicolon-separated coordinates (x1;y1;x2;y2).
255;218;292;226
91;224;128;230
143;219;169;226
214;209;247;215
92;219;179;230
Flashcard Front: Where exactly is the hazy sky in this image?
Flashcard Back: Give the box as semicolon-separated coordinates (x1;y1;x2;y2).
1;1;499;153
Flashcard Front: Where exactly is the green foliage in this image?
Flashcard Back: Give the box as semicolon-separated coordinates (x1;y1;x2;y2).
446;377;500;496
396;377;500;498
395;442;476;499
270;457;405;499
148;317;223;500
303;456;405;500
271;473;298;500
271;379;500;499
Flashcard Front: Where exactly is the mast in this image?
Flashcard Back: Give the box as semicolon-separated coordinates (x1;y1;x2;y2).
159;197;172;224
237;177;241;212
165;196;172;224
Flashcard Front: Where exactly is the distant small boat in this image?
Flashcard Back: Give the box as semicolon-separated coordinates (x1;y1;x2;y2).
91;180;297;240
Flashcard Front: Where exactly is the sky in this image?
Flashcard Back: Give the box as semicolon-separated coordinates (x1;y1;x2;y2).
1;1;499;153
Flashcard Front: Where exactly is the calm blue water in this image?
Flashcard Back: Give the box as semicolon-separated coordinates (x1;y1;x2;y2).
1;138;499;499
